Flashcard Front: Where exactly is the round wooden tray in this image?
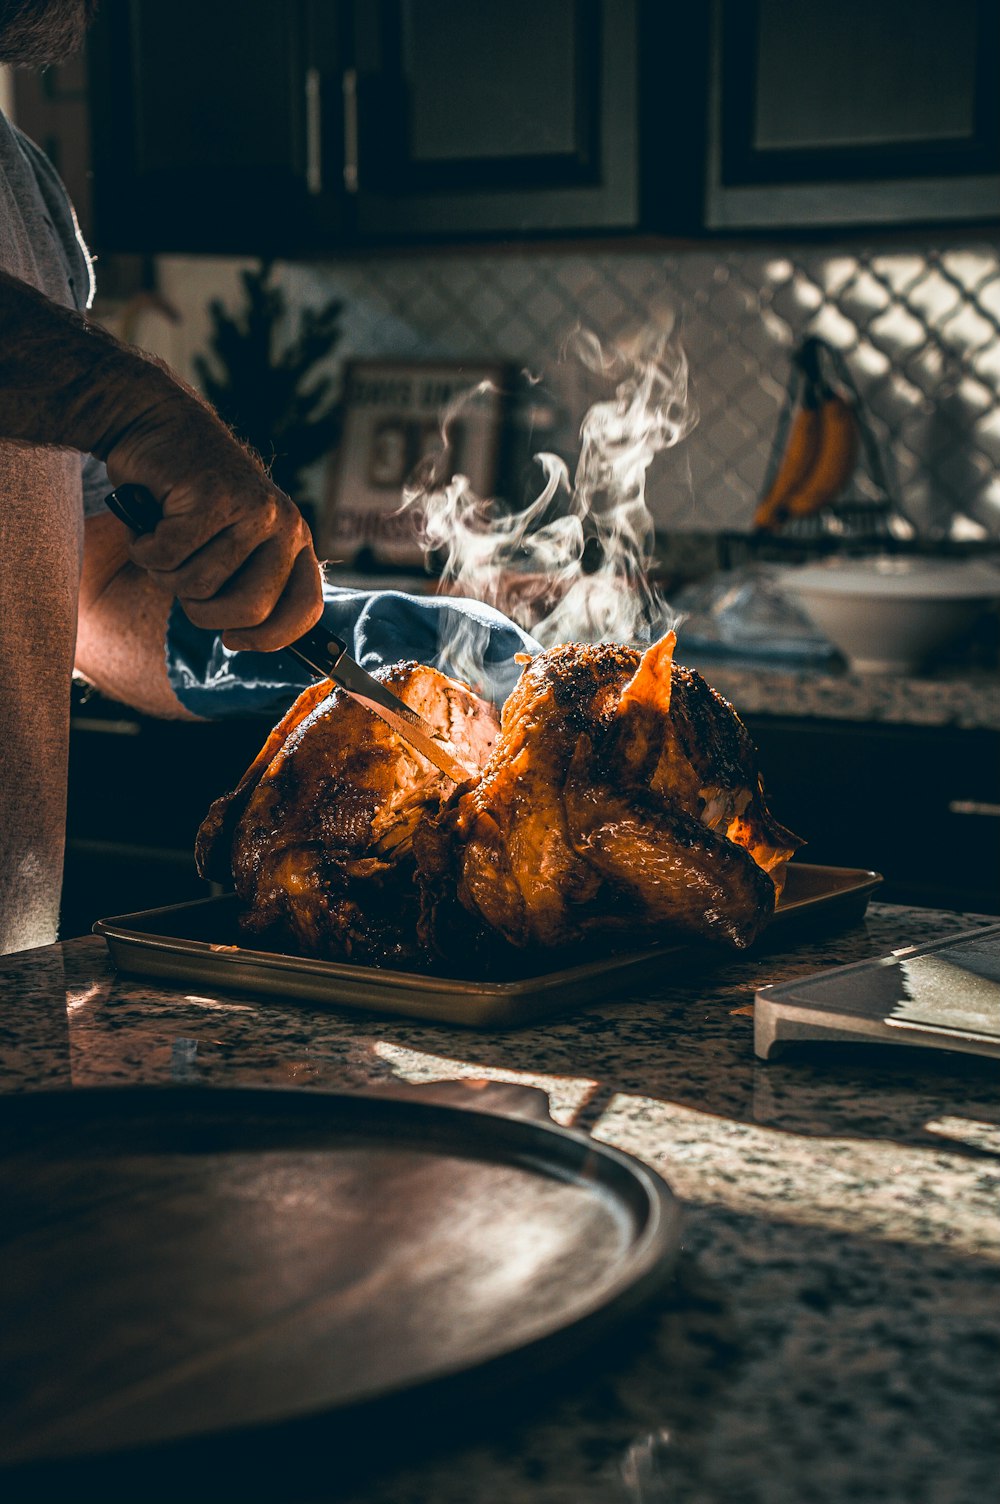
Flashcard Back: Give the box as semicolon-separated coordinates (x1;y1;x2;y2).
1;1083;680;1482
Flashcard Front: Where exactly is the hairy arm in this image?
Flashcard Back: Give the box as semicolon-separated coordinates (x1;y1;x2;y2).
0;268;322;652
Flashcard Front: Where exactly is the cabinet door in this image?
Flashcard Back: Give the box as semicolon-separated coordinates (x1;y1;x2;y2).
87;0;349;256
62;706;273;937
706;0;1000;229
349;0;639;238
745;717;1000;914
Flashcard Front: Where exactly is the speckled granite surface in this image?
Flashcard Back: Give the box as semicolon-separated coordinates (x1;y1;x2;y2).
1;901;998;1502
678;657;1000;732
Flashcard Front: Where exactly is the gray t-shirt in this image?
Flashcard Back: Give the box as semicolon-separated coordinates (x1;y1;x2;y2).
0;111;109;951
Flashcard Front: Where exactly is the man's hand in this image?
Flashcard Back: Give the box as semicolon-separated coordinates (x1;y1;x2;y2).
0;268;324;651
106;422;323;652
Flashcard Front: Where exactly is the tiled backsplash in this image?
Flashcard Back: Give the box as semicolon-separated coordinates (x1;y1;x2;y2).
145;238;1000;540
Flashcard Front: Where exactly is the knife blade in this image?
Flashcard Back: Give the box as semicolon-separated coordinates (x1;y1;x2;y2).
105;483;476;784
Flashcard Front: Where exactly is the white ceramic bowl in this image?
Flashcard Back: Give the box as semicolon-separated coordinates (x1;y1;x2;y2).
780;557;1000;674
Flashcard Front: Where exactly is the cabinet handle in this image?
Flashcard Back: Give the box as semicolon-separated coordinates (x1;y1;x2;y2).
305;67;323;195
948;799;1000;818
342;67;359;193
70;717;141;736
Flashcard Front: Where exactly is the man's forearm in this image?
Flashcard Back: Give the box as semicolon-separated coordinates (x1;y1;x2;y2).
0;267;214;464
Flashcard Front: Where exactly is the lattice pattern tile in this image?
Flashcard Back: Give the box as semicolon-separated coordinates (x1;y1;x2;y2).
199;237;1000;537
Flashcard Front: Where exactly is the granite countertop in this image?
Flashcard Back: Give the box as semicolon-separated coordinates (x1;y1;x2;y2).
2;902;999;1502
678;653;1000;732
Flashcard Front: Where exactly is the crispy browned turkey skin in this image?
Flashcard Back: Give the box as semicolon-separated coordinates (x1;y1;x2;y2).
196;633;800;965
195;662;499;962
414;633;800;954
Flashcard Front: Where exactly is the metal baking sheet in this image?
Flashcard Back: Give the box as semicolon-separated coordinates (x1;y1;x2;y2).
0;1083;680;1481
95;863;882;1029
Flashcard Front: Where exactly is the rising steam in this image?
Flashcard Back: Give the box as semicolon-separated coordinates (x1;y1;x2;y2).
403;320;697;687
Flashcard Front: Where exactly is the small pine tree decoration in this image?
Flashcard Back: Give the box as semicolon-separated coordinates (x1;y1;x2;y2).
193;261;343;529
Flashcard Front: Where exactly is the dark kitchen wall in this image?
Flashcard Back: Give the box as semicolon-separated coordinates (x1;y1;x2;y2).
134;239;1000;543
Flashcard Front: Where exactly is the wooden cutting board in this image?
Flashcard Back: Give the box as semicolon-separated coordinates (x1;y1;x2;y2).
1;1083;679;1483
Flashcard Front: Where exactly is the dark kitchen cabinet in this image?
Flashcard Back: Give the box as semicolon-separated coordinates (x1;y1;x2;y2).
81;0;999;255
745;716;1000;915
60;695;271;938
85;0;647;253
705;0;1000;229
85;0;705;254
87;1;349;255
348;0;643;238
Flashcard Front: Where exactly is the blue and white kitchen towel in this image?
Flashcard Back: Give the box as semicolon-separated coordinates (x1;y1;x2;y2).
165;585;542;720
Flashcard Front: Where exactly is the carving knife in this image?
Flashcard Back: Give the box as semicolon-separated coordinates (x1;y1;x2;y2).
104;484;475;784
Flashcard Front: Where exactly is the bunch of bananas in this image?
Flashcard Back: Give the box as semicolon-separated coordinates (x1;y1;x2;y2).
753;339;860;533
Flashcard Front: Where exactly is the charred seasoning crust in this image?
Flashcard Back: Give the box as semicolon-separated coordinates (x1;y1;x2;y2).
667;665;763;791
531;642;641;728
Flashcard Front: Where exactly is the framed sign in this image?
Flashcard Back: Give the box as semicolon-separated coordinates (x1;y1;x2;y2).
319;360;509;567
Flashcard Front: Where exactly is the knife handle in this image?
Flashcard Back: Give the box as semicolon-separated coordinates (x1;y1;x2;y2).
105;482;162;535
104;483;349;667
288;620;349;671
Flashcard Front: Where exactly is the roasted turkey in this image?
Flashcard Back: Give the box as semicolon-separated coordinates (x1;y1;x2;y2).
415;631;799;958
195;662;499;962
196;631;800;967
